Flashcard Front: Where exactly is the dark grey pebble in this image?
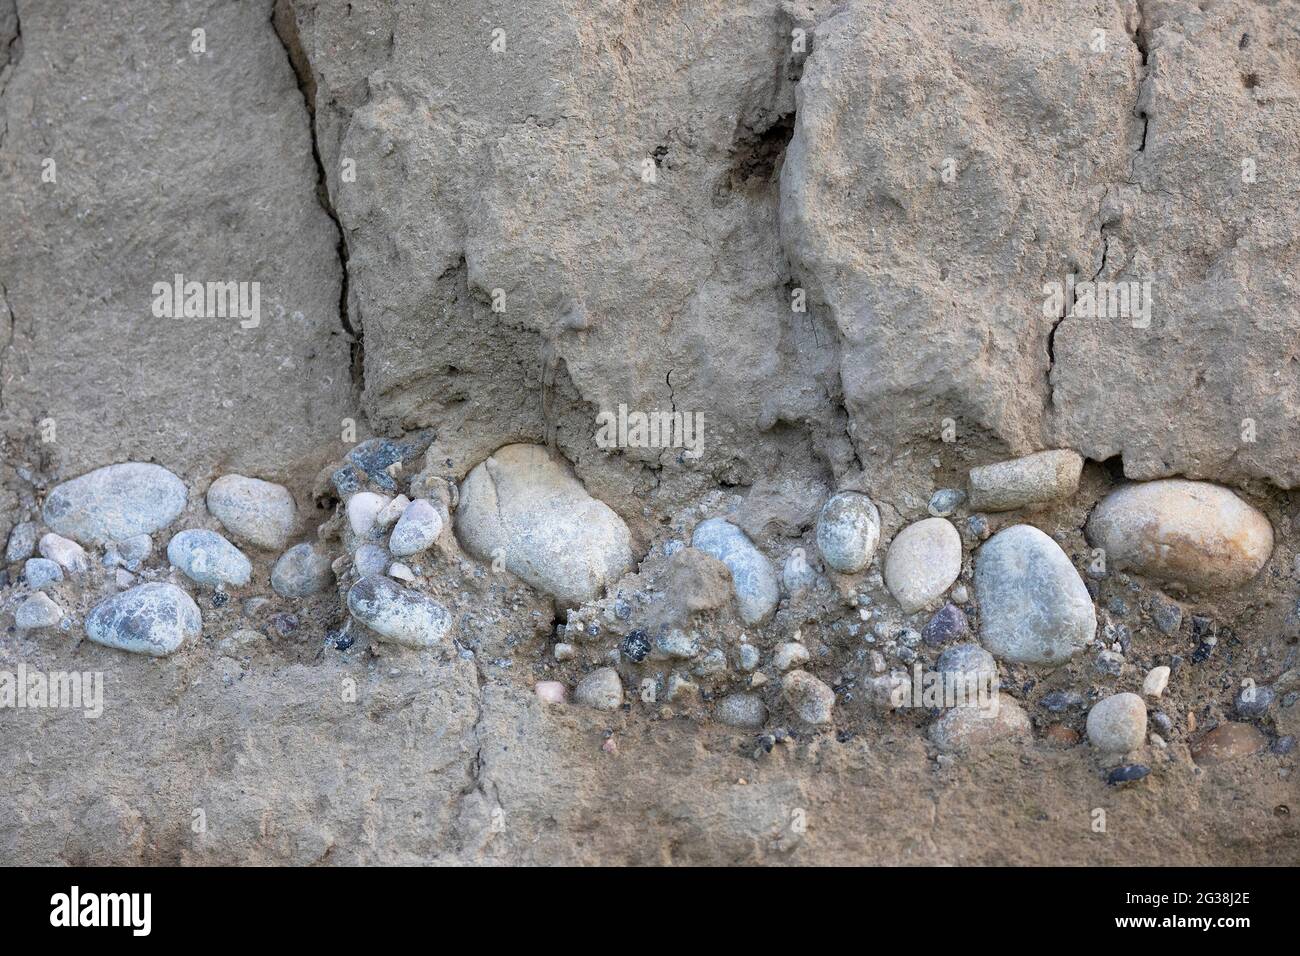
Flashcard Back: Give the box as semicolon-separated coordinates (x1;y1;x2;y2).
1234;684;1275;718
1040;690;1085;712
922;602;969;646
622;629;650;663
1107;764;1151;785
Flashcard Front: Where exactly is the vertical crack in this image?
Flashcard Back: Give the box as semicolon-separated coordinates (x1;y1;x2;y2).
271;0;363;390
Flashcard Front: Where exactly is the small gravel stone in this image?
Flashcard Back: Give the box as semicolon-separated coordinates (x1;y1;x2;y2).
206;474;297;551
43;462;187;544
85;582;202;656
1150;596;1184;635
16;592;63;631
921;602;969;646
929;697;1032;753
691;648;727;678
691;518;779;624
388;499;444;556
967;514;991;540
1142;665;1171;699
1106;764;1151;786
927;488;965;518
782;549;819;596
574;667;623;710
715;693;767;729
374;494;410;533
1272;735;1296;755
353;543;390;577
553;642;575;661
346;575;452;648
1234;684;1275;718
23;557;63;591
104;533;152;572
737;643;760;671
347;492;392;538
1191;722;1267;765
950;583;970;604
1086;692;1147;753
167;529;252;587
1040;690;1085;712
388;563;416;582
38;533;89;574
1094;649;1125;676
815;491;880;574
535;681;566;704
782;670;835;725
773;641;810;671
622;630;652;662
967;449;1083;512
270;543;335;598
5;522;37;563
665;672;697;702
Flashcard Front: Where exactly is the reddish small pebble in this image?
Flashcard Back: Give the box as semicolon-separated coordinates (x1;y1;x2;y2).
601;737;618;754
535;681;566;705
1043;723;1079;746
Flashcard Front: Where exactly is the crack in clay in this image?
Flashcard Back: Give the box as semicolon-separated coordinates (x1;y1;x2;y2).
271;0;363;391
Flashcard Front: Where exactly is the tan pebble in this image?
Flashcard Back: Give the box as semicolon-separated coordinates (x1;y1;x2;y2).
1043;723;1080;746
1191;723;1266;766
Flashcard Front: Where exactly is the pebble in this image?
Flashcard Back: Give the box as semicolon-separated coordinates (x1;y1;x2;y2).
929;697;1032;753
782;549;819;596
1085;479;1273;590
651;628;698;660
1044;724;1080;746
43;462;187;544
1233;684;1275;718
1086;692;1147;753
1040;689;1085;712
388;563;416;583
966;449;1083;512
665;673;698;702
574;667;623;710
921;602;969;647
270;543;335;598
5;521;37;563
737;643;759;671
622;630;652;662
346;575;452;648
967;514;991;540
456;444;634;607
1272;735;1295;755
353;543;390;578
950;583;970;604
167;529;252;587
104;533;152;572
1094;649;1125;676
782;670;835;725
884;517;962;613
1142;665;1170;699
388;499;444;556
38;533;89;574
927;488;965;518
692;648;727;678
16;592;63;631
1150;596;1183;635
85;582;202;656
975;524;1095;665
347;492;392;539
773;641;810;671
1191;723;1267;765
535;681;567;705
815;491;880;574
206;474;297;551
1151;711;1173;734
374;494;410;533
715;693;767;729
691;518;779;624
1106;764;1151;786
23;557;63;591
553;642;575;661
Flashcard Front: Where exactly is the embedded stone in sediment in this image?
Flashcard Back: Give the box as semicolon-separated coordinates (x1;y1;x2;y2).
271;542;335;598
975;524;1096;665
206;474;297;551
38;533;89;574
1085;692;1147;754
85;582;202;656
456;444;634;607
690;518;778;624
388;498;444;557
782;669;835;725
814;491;880;574
966;449;1083;512
346;575;452;649
928;697;1031;753
43;462;187;544
573;667;624;710
883;517;962;613
167;529;252;587
1085;479;1273;590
